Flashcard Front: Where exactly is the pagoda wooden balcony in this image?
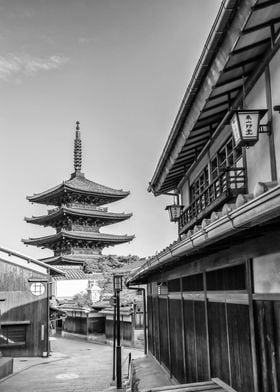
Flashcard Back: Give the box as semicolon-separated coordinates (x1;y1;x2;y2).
178;167;247;234
65;203;108;212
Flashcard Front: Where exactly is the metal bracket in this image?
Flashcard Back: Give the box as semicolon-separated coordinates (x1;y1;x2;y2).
259;123;271;135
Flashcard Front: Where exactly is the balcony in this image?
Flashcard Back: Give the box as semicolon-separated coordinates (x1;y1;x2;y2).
178;167;246;234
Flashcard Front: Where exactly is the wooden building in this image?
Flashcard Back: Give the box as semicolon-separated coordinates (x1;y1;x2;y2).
61;306;105;337
128;1;280;391
0;246;63;357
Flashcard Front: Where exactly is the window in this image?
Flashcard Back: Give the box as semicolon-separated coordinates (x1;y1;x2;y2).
190;165;209;202
168;278;180;292
30;282;45;296
211;137;242;180
182;273;204;291
206;264;246;291
0;324;27;346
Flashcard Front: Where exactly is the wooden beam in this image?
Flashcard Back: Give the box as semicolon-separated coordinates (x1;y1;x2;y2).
243;17;280;35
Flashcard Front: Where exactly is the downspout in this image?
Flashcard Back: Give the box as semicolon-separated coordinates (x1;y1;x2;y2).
126;284;147;355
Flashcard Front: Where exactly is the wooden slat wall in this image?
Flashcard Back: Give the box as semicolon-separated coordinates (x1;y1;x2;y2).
183;300;197;383
194;301;209;381
148;292;256;390
0;262;48;357
169;299;184;383
158;297;169;369
208;302;230;385
147;294;154;355
105;320;132;341
227;303;254;392
254;300;280;392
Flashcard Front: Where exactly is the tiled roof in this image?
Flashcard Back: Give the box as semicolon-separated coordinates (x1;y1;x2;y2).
128;182;280;284
25;207;132;226
23;230;135;247
27;173;129;205
65;174;128;196
40;255;86;265
52;265;92;281
116;258;146;273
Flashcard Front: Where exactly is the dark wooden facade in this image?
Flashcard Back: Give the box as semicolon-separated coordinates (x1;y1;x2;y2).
0;259;49;357
146;228;280;392
126;1;280;391
63;309;105;336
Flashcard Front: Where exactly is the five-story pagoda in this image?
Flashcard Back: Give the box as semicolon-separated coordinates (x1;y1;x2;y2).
23;122;134;268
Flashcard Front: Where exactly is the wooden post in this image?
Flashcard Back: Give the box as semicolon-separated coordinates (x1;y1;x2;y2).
180;279;187;382
113;295;116;381
143;289;147;355
203;271;211;380
246;259;260;392
167;296;172;377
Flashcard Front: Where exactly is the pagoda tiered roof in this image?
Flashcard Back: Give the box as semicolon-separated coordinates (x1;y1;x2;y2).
40;255;95;265
24;121;134;265
25;206;132;227
23;230;135;248
27;172;130;206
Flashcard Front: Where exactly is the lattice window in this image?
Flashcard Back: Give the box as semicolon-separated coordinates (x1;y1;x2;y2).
211;137;242;180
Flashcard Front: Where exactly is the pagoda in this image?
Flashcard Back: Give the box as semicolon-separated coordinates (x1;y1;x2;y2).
23;122;134;268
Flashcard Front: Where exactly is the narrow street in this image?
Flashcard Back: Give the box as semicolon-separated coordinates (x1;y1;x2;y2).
0;337;144;392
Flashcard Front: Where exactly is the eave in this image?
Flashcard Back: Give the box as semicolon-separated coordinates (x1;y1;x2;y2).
23;230;135;248
0;246;64;276
149;0;280;195
128;184;280;284
25;207;132;227
27;174;130;206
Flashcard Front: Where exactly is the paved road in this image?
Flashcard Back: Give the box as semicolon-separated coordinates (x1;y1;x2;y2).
0;337;144;392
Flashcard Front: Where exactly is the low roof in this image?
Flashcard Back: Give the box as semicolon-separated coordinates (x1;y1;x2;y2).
149;0;280;195
27;172;130;206
52;265;92;281
128;184;280;284
0;246;64;276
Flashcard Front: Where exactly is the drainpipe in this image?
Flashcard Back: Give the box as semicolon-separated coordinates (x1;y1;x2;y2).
126;284;147;355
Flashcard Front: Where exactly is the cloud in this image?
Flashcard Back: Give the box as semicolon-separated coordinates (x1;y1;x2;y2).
0;54;69;81
78;36;98;45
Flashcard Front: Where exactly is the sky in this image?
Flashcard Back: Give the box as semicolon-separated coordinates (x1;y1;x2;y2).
0;0;221;260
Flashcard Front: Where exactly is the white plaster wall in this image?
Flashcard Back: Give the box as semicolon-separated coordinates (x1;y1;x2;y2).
254;253;280;293
269;49;280;180
56;279;88;299
245;74;271;193
180;181;189;208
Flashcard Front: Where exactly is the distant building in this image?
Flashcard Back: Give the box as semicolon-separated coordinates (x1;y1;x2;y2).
51;265;93;300
23;121;134;298
128;1;280;391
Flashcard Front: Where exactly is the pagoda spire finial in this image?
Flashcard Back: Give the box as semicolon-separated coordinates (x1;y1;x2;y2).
74;121;82;173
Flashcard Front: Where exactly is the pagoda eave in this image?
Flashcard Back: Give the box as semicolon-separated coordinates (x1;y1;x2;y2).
22;231;135;248
24;208;132;226
39;255;87;265
27;176;130;207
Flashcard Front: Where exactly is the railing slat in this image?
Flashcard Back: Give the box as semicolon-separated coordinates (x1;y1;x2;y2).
179;168;246;232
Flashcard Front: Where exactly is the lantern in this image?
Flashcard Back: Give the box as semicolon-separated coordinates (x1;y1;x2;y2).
165;204;183;222
113;274;123;292
230;109;267;147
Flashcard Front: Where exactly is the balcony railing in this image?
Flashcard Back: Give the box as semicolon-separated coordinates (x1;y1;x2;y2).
178;167;246;233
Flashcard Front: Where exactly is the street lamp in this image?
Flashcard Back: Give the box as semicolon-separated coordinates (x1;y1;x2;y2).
165;203;183;222
113;274;123;391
